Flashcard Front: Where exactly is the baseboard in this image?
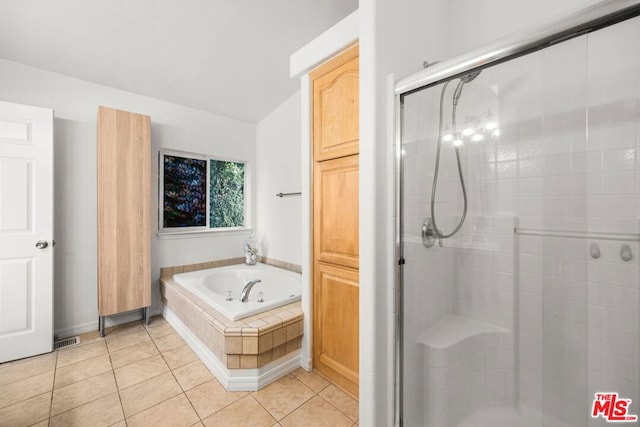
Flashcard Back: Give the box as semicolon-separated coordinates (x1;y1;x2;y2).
54;306;163;339
163;306;301;391
300;356;313;372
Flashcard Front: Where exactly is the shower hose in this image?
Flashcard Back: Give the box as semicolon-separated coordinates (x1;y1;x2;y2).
429;78;469;241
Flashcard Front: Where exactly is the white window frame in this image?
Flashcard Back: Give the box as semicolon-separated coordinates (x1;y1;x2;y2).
158;148;251;235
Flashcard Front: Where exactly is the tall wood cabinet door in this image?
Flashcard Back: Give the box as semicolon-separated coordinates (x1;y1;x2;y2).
97;106;151;316
313;155;359;269
312;45;359;162
313;262;359;397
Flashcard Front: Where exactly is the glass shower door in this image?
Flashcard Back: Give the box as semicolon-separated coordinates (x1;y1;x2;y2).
398;14;640;427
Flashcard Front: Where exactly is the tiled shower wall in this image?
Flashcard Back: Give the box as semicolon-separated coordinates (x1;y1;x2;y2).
401;15;639;427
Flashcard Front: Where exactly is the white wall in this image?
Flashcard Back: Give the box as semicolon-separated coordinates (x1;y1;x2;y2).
359;1;451;425
0;59;256;337
255;91;302;265
449;0;600;56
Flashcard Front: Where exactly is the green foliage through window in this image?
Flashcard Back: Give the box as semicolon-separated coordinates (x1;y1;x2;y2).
160;151;246;230
209;160;244;228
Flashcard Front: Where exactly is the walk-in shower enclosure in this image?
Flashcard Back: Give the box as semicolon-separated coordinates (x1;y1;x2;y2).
396;1;640;426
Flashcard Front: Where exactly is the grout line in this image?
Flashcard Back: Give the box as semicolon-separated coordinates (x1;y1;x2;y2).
146;322;204;425
110;325;154;426
46;350;58;426
316;391;359;423
300;370;359;422
0;354;57;388
253;374;316;422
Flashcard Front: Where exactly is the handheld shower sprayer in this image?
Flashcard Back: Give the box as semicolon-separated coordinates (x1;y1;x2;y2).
422;69;481;248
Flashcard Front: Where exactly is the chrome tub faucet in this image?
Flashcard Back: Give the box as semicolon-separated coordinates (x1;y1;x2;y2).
240;279;261;302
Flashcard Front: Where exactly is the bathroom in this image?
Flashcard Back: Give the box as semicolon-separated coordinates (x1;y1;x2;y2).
1;0;640;426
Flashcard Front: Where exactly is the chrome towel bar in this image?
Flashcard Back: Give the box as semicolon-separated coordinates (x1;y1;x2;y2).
276;192;302;198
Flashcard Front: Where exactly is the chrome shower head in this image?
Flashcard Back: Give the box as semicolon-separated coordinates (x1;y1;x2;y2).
460;70;481;83
452;70;481;106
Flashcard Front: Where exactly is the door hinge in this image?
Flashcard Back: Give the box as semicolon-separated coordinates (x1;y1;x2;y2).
398;258;405;265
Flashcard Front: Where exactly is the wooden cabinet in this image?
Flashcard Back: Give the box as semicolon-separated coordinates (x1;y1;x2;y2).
313;155;359;269
312;45;359;162
97;106;151;332
311;44;359;398
313;262;359;396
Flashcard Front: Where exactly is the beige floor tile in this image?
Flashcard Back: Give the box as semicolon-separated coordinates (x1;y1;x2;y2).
0;391;51;427
291;368;330;393
280;396;352;427
49;392;124;427
30;420;49;427
114;354;169;389
146;315;167;325
172;360;214;391
56;340;108;368
145;320;175;339
119;371;182;417
75;329;102;345
0;370;54;409
161;345;198;370
191;423;205;427
105;321;144;336
108;421;127;427
0;351;56;387
110;340;159;369
54;354;112;389
185;378;249;419
126;393;199;427
51;370;117;416
202;395;275;427
253;375;315;420
105;327;151;353
154;333;186;353
319;384;359;421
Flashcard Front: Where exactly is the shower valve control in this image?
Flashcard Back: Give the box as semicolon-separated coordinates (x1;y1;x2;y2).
422;218;438;248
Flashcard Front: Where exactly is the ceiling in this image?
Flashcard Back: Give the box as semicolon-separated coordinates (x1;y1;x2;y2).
0;0;358;122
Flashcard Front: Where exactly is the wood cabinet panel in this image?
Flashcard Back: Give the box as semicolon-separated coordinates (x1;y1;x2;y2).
313;262;359;397
312;45;359;162
313;155;359;269
97;106;151;316
311;45;359;399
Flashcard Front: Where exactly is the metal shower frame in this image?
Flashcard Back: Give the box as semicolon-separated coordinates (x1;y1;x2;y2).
393;1;640;425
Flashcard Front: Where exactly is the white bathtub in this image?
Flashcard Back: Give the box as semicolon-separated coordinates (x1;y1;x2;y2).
172;263;301;321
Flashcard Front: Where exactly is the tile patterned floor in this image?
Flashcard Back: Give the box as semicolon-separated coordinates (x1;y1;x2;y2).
0;317;359;427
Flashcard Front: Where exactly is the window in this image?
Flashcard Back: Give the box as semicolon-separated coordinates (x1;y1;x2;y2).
159;150;247;232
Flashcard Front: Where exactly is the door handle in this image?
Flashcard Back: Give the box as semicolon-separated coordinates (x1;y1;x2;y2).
35;240;48;249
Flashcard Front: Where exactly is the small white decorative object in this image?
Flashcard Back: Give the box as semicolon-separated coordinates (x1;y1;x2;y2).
244;239;258;265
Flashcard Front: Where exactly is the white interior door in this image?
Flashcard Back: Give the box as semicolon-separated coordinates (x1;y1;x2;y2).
0;100;53;363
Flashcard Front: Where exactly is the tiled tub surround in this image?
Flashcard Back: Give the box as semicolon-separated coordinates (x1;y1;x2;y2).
160;256;301;278
160;271;304;391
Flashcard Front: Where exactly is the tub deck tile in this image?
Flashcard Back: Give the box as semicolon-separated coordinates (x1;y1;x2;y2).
160;276;303;370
